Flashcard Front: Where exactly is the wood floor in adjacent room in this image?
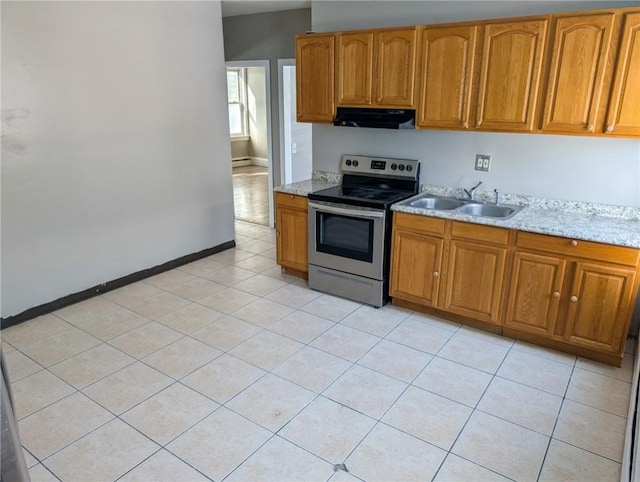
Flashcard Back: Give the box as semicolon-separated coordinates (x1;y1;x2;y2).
232;165;269;226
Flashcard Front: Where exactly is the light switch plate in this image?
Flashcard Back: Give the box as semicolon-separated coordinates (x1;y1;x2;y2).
475;154;491;172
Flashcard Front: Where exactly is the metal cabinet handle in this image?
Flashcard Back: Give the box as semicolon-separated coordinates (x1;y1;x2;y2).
552;291;560;298
570;240;578;247
570;295;578;302
433;271;439;278
587;124;594;132
606;125;614;132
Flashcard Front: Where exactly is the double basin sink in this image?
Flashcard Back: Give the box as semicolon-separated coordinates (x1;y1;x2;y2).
399;193;523;220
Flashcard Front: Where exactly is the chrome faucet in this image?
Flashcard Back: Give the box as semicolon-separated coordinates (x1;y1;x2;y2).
494;188;501;205
464;181;482;201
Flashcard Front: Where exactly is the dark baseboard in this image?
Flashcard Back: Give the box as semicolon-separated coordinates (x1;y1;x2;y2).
1;240;236;330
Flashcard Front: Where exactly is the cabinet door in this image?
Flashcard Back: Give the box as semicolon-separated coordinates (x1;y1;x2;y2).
542;14;614;134
418;25;477;129
276;205;308;273
337;32;374;106
476;19;547;131
504;252;566;337
564;262;637;354
296;35;335;122
606;12;640;136
443;239;507;324
390;229;443;307
374;29;418;107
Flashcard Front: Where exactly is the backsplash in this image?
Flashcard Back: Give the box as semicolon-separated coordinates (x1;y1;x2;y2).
311;125;640;208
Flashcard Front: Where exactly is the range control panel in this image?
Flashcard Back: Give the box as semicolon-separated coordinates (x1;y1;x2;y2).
340;155;420;180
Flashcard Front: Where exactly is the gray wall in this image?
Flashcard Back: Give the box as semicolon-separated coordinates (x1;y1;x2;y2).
1;2;235;317
311;1;640;207
223;8;312;184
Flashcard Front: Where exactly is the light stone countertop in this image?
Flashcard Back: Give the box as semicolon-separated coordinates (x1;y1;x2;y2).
274;175;639;249
393;188;640;249
273;179;338;196
273;171;341;196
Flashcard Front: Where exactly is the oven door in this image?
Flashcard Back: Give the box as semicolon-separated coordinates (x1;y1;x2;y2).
308;200;386;280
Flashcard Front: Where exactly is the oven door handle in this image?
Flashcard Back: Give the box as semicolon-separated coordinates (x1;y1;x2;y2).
308;201;385;219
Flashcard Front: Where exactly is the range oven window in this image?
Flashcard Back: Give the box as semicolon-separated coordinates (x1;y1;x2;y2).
315;211;374;263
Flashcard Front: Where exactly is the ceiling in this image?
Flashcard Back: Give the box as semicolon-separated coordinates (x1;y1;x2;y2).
221;0;311;18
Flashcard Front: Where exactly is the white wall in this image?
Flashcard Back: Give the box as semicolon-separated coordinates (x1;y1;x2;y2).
246;67;269;159
1;2;235;318
311;0;640;207
288;66;313;183
312;127;640;205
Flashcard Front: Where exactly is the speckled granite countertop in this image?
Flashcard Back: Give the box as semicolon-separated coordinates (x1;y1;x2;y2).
393;185;640;249
274;171;341;196
274;175;639;248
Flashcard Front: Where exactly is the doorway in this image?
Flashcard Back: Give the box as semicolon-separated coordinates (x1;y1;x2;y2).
226;60;273;227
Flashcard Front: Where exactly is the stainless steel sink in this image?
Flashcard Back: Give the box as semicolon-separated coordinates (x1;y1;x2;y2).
399;193;523;220
457;203;520;218
409;197;465;210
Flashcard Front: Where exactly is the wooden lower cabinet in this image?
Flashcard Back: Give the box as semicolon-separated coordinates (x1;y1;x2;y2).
390;213;640;365
504;233;640;364
275;192;308;275
564;261;637;354
443;238;507;324
390;229;443;306
504;251;566;337
390;214;508;326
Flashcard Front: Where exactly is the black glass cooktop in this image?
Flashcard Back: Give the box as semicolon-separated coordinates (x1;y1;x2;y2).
308;185;415;209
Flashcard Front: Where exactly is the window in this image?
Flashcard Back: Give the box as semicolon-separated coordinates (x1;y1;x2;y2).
227;68;248;137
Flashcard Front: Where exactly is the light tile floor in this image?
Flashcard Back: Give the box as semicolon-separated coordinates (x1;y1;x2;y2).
2;219;635;482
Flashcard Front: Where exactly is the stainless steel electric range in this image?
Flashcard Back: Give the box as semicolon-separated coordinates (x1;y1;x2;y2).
307;154;420;307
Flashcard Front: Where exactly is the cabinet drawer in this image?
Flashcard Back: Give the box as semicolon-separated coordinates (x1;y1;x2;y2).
393;212;446;235
276;192;308;210
517;231;640;266
451;221;509;246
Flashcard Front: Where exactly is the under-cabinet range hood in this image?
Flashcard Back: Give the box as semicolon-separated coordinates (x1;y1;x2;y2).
333;107;415;129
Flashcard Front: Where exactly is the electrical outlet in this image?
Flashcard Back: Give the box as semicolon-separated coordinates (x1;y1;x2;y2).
475;154;491;172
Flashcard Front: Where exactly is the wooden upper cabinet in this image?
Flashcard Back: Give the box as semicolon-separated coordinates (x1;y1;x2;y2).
606;12;640;136
296;34;335;122
336;32;374;105
336;28;417;108
417;25;478;129
375;28;418;107
476;19;548;132
542;13;615;134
